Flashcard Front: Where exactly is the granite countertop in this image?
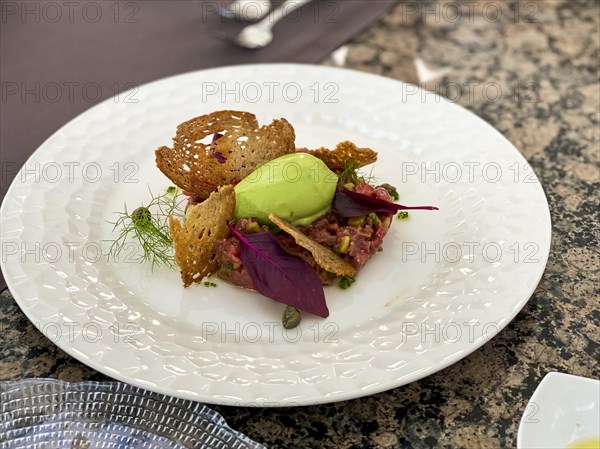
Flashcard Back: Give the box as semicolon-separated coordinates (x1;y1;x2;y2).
1;1;598;448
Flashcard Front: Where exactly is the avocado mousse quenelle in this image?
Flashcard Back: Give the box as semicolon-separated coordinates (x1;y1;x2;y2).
234;153;339;226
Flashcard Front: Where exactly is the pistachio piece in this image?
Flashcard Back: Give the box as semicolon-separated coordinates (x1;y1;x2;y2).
348;215;366;227
337;235;351;254
368;213;381;227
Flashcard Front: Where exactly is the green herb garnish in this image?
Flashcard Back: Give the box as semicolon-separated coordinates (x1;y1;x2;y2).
339;276;355;289
396;211;409;220
203;281;217;288
339;161;360;185
107;187;185;269
339;161;376;186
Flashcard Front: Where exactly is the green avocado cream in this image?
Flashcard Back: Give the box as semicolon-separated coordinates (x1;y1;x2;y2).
234;153;338;226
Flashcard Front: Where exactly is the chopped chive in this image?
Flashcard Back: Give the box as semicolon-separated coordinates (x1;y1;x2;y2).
339;276;355;289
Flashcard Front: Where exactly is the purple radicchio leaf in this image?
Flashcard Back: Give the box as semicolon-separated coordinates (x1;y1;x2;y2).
333;189;439;217
210;133;227;163
227;224;329;318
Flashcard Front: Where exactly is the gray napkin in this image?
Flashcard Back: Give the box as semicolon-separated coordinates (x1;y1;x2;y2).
0;0;398;290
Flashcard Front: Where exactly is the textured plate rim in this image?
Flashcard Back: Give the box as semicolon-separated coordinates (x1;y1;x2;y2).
0;63;552;406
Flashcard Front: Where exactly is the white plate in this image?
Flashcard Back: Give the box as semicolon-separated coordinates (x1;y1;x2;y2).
0;64;551;406
517;373;600;449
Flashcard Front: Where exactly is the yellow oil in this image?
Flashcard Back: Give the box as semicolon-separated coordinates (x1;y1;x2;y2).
568;437;600;449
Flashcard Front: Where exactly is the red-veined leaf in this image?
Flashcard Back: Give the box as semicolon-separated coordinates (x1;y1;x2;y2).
228;224;329;318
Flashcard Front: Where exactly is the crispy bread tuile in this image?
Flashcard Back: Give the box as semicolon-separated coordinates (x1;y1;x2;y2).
309;141;377;171
156;110;295;199
269;214;357;277
169;185;235;287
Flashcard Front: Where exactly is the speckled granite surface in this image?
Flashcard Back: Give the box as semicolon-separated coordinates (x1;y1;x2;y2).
1;1;598;448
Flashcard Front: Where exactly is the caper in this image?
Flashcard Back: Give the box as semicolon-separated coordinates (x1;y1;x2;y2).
131;207;152;225
282;306;301;329
377;183;399;201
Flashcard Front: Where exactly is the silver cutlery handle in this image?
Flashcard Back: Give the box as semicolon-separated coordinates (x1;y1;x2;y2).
259;0;313;30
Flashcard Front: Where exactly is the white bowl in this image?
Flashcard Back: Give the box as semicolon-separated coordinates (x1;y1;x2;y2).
518;372;600;449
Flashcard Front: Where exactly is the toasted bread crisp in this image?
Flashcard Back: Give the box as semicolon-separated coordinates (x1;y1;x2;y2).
269;214;356;277
156;111;295;199
169;185;235;287
310;141;377;171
